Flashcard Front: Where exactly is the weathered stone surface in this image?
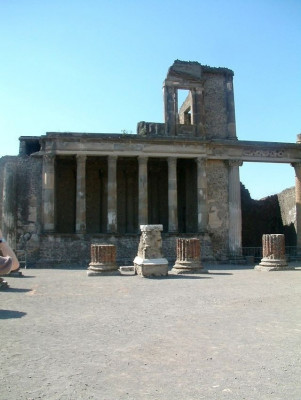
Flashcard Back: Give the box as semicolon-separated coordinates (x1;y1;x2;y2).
0;61;300;268
171;238;207;274
134;225;168;277
255;234;294;271
119;266;135;275
87;244;119;276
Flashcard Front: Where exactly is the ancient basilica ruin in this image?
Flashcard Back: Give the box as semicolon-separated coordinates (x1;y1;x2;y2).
0;60;300;267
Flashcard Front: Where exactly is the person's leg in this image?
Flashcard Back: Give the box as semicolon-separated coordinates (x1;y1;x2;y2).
0;256;13;275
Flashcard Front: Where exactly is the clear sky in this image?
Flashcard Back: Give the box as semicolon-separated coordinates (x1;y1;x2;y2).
1;0;300;199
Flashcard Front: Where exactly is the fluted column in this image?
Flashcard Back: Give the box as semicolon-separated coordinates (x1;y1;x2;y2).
196;158;208;233
168;157;178;232
138;156;148;226
76;155;86;233
255;234;293;271
87;244;118;276
292;161;301;249
42;154;55;232
107;156;117;233
171;238;207;274
228;160;243;256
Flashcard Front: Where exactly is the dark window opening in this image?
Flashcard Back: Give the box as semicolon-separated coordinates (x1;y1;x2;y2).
25;140;41;155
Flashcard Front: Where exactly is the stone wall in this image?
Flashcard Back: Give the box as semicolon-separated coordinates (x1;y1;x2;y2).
203;72;228;139
207;160;229;259
31;232;213;268
241;184;296;247
278;187;296;245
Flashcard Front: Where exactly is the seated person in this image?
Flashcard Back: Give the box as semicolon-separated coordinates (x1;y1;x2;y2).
0;228;20;274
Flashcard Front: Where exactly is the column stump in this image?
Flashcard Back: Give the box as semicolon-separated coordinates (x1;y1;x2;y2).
87;244;119;276
255;234;294;271
171;238;208;274
134;225;168;277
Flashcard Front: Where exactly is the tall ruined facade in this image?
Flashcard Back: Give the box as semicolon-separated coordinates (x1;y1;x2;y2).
1;60;300;267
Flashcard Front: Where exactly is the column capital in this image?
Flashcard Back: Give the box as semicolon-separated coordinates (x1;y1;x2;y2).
43;153;55;163
138;155;148;164
196;157;207;167
76;154;87;162
228;160;243;167
168;157;177;165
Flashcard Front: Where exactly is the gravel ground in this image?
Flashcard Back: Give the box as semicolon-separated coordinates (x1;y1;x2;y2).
1;263;301;400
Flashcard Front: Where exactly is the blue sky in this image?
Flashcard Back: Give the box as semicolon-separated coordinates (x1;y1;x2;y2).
1;0;300;199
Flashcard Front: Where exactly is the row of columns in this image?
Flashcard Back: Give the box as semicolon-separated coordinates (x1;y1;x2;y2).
41;154;244;254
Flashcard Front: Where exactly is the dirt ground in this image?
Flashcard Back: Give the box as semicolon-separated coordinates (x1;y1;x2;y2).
1;263;301;400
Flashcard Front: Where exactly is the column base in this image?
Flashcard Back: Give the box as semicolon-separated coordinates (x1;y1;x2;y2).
171;261;208;275
254;258;294;271
134;256;168;277
87;262;119;276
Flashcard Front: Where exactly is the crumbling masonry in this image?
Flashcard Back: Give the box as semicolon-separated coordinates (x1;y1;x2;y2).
0;60;300;267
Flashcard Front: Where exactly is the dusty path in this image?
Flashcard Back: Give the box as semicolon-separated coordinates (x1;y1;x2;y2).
1;264;301;400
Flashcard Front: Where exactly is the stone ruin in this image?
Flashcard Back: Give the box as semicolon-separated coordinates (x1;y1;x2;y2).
255;234;294;271
0;60;301;268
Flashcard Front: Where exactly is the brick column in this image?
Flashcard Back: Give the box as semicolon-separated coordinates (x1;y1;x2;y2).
196;158;208;233
42;154;55;232
168;157;178;232
107;156;117;233
228;160;243;257
138;156;148;226
171;238;207;274
255;234;293;271
87;244;119;276
292;161;301;250
76;155;86;233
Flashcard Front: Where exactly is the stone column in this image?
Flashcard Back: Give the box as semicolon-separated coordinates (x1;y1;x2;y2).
87;244;119;276
76;155;86;233
196;158;208;233
292;161;301;250
225;76;237;139
168;157;178;232
228;160;243;258
2;161;17;247
42;154;55;232
138;156;148;226
255;234;293;271
107;156;117;233
171;238;207;274
134;224;168;277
